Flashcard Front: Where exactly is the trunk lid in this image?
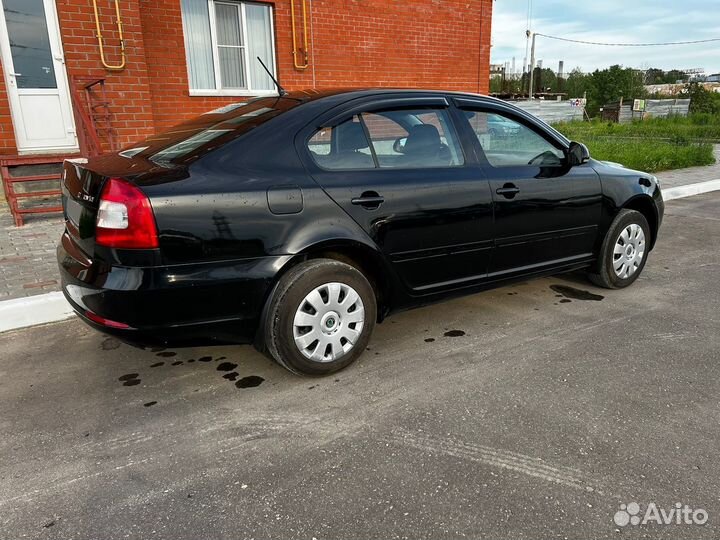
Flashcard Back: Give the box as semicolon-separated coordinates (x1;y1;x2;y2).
61;157;108;256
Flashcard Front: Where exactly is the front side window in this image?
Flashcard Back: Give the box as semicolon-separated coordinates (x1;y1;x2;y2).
307;108;464;170
464;110;565;168
180;0;276;95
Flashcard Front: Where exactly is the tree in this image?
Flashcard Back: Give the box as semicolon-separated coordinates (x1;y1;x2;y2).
564;68;591;99
686;82;720;114
585;65;647;116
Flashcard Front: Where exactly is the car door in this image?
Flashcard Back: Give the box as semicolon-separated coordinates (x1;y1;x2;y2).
298;96;494;292
454;99;602;277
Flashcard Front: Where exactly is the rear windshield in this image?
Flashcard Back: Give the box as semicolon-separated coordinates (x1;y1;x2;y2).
119;96;306;165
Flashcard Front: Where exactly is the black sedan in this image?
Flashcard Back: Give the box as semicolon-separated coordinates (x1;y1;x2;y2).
58;89;664;375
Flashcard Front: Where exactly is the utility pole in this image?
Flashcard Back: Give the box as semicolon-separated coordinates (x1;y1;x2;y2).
527;31;536;99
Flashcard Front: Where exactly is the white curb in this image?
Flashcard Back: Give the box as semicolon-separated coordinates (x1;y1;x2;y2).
662;179;720;201
0;179;719;334
0;291;74;333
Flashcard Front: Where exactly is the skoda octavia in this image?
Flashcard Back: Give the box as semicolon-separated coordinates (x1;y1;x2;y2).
58;89;664;375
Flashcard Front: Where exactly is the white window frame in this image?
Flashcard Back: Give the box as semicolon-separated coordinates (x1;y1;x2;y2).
184;0;278;97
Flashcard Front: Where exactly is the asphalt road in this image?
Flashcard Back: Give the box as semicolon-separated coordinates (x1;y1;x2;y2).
1;193;719;540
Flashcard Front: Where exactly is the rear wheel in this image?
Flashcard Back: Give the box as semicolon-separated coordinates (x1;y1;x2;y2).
263;259;376;375
589;209;650;289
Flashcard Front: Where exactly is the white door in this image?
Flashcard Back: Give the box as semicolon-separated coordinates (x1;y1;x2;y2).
0;0;78;154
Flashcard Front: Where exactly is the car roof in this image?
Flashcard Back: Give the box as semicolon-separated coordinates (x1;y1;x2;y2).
282;87;504;105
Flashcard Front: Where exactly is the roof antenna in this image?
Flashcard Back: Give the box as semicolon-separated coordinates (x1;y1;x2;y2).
257;56;286;96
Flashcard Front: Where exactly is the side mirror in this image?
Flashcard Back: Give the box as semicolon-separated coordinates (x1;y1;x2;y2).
393;136;407;154
567;141;590;166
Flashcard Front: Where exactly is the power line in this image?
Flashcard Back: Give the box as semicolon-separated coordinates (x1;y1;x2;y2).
535;33;720;47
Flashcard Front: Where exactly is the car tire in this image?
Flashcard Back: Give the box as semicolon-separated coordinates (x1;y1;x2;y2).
263;259;377;375
588;209;651;289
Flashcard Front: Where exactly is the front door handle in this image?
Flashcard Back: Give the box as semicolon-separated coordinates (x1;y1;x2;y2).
351;191;384;209
496;183;520;198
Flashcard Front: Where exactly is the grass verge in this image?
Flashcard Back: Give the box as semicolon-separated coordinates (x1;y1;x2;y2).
575;138;715;173
553;114;718;172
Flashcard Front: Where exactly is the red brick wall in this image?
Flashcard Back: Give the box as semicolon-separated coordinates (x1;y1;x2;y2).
0;0;492;154
57;0;156;148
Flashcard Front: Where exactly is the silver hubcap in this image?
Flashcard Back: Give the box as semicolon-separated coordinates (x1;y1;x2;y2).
613;223;646;278
293;282;365;363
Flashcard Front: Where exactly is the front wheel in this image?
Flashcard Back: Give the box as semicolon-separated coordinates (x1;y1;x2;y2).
263;259;377;375
589;209;651;289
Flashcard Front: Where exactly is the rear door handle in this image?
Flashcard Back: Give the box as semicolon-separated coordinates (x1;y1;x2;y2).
351;191;384;209
496;183;520;198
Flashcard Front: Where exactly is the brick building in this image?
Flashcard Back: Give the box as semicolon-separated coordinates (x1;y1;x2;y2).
0;0;492;220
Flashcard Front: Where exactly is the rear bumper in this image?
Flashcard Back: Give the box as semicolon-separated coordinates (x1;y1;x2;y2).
58;231;290;346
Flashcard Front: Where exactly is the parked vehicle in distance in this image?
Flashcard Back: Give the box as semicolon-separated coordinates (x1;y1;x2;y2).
58;89;664;375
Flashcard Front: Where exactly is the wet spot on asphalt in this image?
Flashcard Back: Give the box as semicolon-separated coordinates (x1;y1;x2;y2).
308;385;316;390
424;338;435;343
550;284;604;301
143;401;157;407
215;356;227;362
217;362;238;372
156;351;177;358
444;330;466;337
507;292;518;295
118;373;141;386
559;299;572;304
236;376;264;388
198;356;213;363
171;361;183;366
101;338;120;350
150;362;164;368
223;372;239;381
187;359;195;363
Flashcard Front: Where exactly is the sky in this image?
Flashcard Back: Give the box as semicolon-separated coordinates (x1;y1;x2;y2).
490;0;720;76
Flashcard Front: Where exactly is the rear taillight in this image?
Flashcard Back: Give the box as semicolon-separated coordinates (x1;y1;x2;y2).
96;177;159;249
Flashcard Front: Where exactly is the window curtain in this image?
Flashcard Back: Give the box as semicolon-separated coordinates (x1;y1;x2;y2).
245;3;275;91
215;3;245;88
180;0;216;90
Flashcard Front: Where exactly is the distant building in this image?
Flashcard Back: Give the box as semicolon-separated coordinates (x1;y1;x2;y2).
644;82;720;96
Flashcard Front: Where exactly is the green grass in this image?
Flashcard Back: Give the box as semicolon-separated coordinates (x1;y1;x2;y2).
574;138;715;173
553;114;719;172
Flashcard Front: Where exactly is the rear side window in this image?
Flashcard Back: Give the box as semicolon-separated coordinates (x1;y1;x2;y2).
307;107;464;170
463;110;565;168
307;115;374;170
364;109;463;168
